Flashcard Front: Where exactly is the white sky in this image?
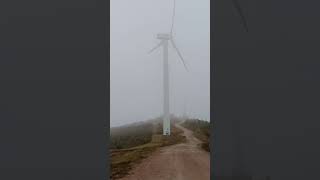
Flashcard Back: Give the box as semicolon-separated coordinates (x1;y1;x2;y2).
110;0;210;127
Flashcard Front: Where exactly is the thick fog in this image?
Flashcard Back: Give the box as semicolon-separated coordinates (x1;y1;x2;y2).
110;0;210;127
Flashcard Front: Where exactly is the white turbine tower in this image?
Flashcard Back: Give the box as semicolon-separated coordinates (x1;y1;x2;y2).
148;0;248;136
148;34;188;136
148;0;188;136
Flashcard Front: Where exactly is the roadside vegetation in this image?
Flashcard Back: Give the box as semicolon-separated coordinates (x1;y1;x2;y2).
110;116;186;180
181;119;210;152
110;122;153;149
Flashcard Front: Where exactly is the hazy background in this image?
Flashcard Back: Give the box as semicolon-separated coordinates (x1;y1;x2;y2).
110;0;210;127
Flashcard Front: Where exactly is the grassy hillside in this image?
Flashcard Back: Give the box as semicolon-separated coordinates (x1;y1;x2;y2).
181;119;210;152
110;122;153;149
110;117;186;180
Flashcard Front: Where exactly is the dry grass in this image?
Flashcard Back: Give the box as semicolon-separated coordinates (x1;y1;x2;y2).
110;121;186;180
110;143;160;179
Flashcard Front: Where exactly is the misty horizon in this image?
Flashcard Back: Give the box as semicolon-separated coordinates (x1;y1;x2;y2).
111;0;210;127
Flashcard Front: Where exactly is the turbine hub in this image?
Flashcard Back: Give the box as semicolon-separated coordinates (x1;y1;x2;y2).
157;33;171;40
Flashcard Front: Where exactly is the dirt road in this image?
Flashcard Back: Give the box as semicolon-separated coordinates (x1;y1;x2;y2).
119;122;210;180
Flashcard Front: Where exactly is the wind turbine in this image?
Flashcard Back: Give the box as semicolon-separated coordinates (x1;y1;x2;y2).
148;0;188;136
148;0;248;136
148;33;187;136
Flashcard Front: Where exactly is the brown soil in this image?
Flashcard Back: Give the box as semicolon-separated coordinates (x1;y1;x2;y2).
119;122;210;180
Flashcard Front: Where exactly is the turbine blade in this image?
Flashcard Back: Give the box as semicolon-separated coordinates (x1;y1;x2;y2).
231;0;249;32
148;41;164;54
170;39;188;72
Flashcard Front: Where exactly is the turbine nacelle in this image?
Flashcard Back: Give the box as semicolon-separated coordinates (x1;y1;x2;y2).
149;33;188;71
157;33;171;40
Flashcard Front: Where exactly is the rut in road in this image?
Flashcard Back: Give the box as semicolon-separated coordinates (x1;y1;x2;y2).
119;122;210;180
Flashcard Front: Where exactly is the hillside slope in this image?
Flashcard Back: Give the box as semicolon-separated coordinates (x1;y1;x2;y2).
110;117;186;179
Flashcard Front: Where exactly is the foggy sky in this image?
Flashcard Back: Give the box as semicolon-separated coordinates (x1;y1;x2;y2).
110;0;210;127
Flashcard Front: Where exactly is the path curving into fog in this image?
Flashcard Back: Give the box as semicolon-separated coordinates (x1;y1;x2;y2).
119;122;210;180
